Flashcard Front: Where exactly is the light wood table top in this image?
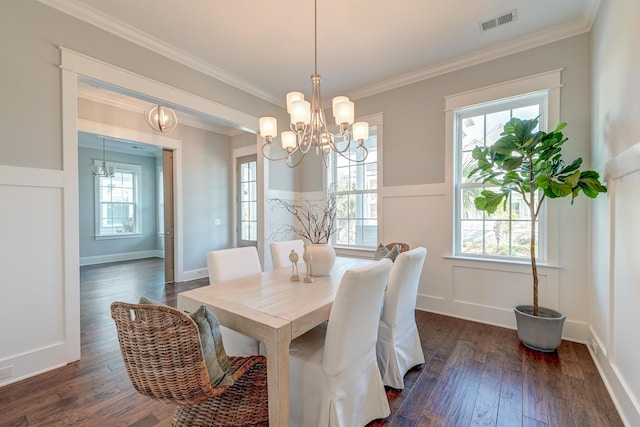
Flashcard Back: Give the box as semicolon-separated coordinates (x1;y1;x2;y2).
177;256;373;427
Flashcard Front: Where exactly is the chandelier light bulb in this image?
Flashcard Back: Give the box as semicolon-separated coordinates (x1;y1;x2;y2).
259;117;278;140
282;131;297;151
332;96;349;120
286;92;305;114
333;99;354;126
352;121;369;142
290;100;311;125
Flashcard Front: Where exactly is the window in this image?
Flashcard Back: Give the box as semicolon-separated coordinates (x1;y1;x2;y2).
237;155;258;246
95;162;141;238
447;70;561;262
329;115;382;249
456;95;545;259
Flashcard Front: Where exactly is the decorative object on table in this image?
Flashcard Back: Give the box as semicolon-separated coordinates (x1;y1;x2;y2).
303;246;313;283
270;239;306;269
305;243;336;275
270;185;337;276
289;249;300;281
469;117;607;352
258;0;369;168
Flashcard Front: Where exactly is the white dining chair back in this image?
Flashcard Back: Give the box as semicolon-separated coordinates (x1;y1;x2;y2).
376;246;427;389
206;246;263;356
206;246;262;284
289;258;393;427
269;239;305;269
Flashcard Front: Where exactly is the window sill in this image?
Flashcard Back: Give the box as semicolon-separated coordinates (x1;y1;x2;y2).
95;233;142;241
443;255;561;270
333;246;375;259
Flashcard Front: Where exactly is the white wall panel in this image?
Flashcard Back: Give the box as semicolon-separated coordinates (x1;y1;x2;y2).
0;172;66;385
452;266;549;309
381;189;449;301
612;171;640;411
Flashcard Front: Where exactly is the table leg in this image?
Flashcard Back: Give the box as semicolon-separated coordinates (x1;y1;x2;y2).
265;325;291;427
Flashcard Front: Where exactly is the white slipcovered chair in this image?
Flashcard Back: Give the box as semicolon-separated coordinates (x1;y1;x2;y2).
270;239;305;269
206;246;263;356
376;246;428;389
289;258;393;427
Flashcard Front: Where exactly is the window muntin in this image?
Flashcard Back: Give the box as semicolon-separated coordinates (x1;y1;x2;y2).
455;94;547;261
95;164;141;237
330;126;379;249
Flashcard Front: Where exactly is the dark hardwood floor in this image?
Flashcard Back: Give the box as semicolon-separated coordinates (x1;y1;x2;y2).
0;258;624;426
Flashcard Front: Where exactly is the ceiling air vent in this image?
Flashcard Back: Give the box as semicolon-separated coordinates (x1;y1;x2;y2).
480;9;517;32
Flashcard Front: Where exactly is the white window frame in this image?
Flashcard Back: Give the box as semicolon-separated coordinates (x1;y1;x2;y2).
94;161;142;239
328;113;383;251
445;70;562;264
237;154;258;246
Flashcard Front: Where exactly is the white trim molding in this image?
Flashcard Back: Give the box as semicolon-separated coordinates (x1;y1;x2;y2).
79;251;163;266
60;48;259;133
60;47;260;369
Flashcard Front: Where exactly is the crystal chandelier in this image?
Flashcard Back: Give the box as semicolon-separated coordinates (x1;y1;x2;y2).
92;138;115;178
259;0;369;168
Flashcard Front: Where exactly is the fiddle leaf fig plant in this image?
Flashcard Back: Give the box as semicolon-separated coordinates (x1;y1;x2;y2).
469;117;607;316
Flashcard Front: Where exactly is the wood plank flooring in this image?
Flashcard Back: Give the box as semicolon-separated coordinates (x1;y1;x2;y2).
0;258;624;426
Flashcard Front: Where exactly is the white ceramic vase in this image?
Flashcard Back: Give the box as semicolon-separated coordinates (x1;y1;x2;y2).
305;243;336;276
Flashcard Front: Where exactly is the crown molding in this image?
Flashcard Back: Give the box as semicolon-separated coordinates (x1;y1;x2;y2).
40;0;600;105
350;17;593;100
37;0;281;106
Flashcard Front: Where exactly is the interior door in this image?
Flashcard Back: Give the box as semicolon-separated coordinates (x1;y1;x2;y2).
163;149;175;282
237;154;258;247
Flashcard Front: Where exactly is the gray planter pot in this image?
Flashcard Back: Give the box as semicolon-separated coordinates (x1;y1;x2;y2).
513;305;566;352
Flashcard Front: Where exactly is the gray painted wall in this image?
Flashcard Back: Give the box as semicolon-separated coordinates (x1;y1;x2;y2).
297;34;592;191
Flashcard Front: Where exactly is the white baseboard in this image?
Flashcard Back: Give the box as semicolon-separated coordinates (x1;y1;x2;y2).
589;330;640;427
181;267;208;282
0;343;67;387
79;250;163;266
417;293;589;344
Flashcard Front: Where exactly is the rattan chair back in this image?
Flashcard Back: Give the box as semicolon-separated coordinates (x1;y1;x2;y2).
111;301;269;426
385;242;410;253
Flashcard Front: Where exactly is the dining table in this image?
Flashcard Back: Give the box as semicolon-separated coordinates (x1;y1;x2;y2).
177;255;374;427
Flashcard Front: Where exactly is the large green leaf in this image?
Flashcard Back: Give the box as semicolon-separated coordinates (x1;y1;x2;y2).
501;156;523;171
492;137;518;155
474;190;508;214
549;180;572;197
563;170;581;188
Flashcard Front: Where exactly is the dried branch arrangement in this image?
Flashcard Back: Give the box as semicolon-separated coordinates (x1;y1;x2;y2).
270;186;337;244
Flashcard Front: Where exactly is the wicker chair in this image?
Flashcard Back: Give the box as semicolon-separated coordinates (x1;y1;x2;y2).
111;301;268;427
385;242;410;253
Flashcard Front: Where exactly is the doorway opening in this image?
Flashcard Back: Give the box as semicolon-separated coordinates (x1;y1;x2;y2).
61;48;261;363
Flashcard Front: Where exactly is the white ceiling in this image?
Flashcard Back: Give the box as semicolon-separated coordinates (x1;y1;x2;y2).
42;0;599;107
